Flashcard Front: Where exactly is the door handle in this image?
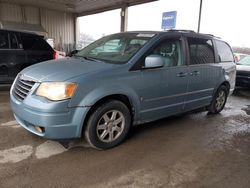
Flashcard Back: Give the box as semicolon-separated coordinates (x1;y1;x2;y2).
177;72;188;77
190;71;200;76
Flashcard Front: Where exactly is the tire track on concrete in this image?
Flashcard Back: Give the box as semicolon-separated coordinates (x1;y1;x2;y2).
1;120;20;128
0;120;69;163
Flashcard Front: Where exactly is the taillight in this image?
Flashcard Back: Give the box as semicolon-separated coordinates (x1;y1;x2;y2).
53;51;57;59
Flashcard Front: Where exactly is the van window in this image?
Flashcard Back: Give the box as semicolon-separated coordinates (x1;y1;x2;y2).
9;33;19;49
32;38;52;51
130;39;148;46
187;38;215;65
21;34;34;49
215;40;234;62
0;32;9;49
76;33;151;64
94;39;121;53
21;34;52;51
150;39;183;67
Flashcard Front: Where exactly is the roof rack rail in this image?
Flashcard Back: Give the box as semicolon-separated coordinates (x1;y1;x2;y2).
167;29;196;33
202;33;221;39
203;33;214;37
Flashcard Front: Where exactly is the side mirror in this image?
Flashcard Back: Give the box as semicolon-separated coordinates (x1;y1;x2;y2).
144;55;164;69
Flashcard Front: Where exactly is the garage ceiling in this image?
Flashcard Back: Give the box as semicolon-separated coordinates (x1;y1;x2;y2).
0;0;158;15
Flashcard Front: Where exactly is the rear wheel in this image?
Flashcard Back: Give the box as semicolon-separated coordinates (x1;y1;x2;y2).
85;100;131;150
208;85;228;114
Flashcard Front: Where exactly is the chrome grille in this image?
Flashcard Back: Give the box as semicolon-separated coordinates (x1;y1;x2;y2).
13;75;36;101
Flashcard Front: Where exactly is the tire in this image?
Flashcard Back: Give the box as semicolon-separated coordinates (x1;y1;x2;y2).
208;85;228;114
84;100;131;150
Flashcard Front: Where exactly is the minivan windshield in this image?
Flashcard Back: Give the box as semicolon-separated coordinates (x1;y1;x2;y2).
75;33;154;64
237;56;250;66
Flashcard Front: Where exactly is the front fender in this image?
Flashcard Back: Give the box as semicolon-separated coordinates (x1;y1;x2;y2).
69;84;141;123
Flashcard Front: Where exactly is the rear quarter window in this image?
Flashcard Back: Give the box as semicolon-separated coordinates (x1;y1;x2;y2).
21;34;52;51
215;40;234;62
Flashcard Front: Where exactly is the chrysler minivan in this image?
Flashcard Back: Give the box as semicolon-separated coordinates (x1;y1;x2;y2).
10;30;236;149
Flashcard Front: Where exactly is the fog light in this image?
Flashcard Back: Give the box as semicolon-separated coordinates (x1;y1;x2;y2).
34;126;44;133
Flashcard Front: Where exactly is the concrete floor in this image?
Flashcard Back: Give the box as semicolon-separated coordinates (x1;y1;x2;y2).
0;87;249;188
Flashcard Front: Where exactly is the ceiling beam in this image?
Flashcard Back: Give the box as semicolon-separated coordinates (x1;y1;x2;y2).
77;0;158;17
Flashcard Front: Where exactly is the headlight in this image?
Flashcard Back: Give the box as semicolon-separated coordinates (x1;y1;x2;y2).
36;82;77;101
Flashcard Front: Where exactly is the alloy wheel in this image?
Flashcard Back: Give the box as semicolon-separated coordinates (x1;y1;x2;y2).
96;110;125;143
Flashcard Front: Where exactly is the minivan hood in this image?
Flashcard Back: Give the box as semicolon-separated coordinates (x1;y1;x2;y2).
21;57;114;82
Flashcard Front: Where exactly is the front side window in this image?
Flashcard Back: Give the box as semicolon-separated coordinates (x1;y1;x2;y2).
75;33;153;64
0;32;9;49
215;40;234;62
149;39;183;67
187;38;215;65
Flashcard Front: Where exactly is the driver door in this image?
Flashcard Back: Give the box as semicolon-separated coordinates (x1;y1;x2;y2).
139;37;189;121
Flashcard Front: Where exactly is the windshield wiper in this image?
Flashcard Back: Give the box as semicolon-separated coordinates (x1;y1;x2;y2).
82;56;104;63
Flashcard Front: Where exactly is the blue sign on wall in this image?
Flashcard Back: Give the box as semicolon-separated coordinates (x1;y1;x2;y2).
162;11;177;30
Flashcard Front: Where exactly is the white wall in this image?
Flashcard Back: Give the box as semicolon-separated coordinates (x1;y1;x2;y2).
0;2;75;52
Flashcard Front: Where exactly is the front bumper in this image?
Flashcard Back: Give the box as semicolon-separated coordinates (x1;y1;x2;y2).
10;94;90;139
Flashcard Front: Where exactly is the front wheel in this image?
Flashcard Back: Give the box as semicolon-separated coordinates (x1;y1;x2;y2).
84;100;131;150
208;85;228;114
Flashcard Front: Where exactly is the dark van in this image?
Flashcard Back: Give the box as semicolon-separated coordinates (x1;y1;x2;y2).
0;29;55;84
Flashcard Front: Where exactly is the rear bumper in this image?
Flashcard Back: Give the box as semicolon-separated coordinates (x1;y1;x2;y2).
10;94;90;139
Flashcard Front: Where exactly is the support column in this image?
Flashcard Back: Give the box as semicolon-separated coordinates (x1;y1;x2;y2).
197;0;203;33
75;15;80;50
120;5;128;32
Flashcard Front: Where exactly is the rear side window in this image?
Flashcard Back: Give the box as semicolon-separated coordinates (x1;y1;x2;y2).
9;33;19;49
0;31;9;49
21;34;52;51
187;37;215;65
215;40;234;62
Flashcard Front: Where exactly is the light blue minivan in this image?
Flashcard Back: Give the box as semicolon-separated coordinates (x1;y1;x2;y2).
10;30;236;149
